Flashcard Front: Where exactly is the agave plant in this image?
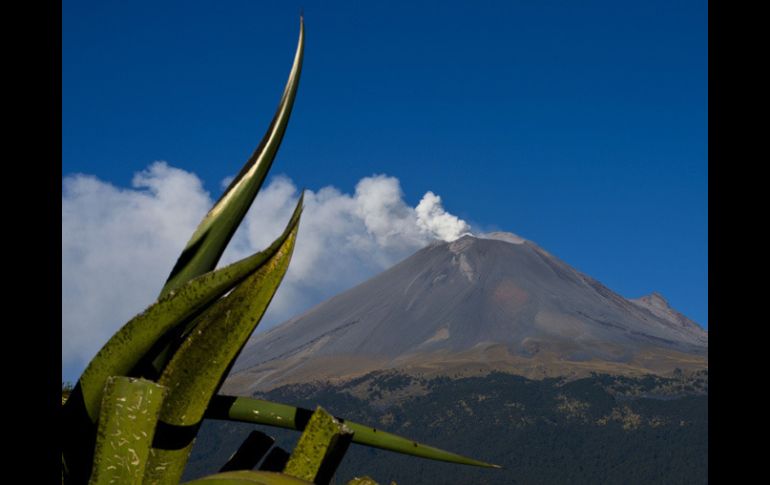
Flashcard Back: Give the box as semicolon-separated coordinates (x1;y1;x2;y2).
61;17;498;485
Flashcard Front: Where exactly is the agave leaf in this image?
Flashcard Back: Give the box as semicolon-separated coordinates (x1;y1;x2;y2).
144;215;301;484
147;191;304;378
88;377;167;485
160;16;305;298
182;470;313;484
72;194;303;425
61;197;303;485
218;431;275;472
259;447;291;473
207;395;501;469
283;407;353;483
146;14;305;380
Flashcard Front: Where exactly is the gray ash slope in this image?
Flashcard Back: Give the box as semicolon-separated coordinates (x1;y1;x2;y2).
225;233;707;392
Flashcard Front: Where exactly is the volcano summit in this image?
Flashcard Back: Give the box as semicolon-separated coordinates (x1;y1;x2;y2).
224;232;707;393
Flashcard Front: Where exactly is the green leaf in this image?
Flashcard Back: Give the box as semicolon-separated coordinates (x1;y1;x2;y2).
160;15;305;298
73;195;303;425
62;197;302;485
206;395;501;469
144;213;301;484
182;470;313;485
283;407;353;483
88;377;167;485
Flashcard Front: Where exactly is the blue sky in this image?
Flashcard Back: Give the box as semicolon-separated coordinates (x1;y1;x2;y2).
62;0;707;378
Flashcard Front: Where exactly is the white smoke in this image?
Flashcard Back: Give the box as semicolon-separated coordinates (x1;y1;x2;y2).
416;191;472;242
62;162;471;379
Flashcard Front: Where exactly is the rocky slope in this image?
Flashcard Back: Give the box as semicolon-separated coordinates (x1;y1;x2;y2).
224;233;707;393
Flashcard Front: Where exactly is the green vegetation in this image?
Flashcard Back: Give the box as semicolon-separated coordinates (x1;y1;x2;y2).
187;372;707;484
61;17;494;485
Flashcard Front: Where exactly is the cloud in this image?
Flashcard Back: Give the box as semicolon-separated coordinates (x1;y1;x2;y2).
62;162;471;379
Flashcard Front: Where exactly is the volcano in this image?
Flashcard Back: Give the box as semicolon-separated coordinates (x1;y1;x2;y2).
223;232;707;393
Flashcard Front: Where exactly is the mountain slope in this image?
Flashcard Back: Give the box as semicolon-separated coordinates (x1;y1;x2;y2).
188;371;709;484
225;233;707;392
